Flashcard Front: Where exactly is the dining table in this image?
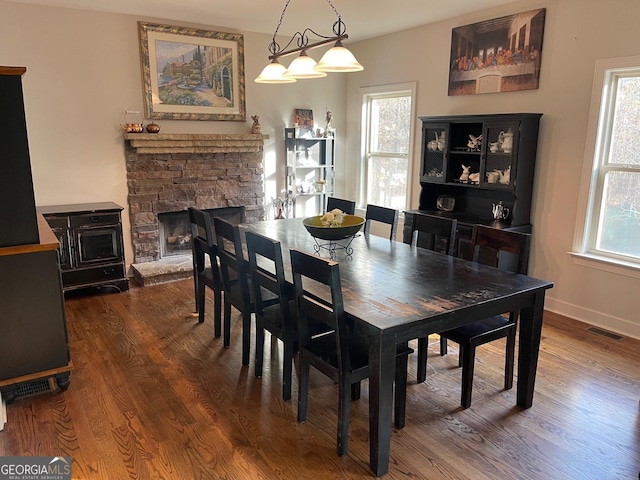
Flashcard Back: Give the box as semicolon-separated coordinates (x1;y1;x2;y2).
242;218;553;476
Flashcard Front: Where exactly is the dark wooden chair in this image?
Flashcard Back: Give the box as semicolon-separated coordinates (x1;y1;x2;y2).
290;248;413;456
214;217;276;366
188;207;222;336
364;204;398;240
408;213;458;383
326;197;356;215
190;206;245;316
439;225;531;408
245;230;298;401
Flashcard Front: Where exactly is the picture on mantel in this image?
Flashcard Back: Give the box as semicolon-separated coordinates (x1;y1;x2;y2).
448;8;545;96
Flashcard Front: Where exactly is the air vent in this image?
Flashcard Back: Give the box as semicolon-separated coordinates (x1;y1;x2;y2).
14;378;55;399
586;326;623;341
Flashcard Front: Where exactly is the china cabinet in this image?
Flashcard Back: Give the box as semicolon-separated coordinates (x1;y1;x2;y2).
405;113;542;257
285;127;335;217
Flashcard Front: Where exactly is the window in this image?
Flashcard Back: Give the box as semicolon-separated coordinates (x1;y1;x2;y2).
574;57;640;272
360;83;416;210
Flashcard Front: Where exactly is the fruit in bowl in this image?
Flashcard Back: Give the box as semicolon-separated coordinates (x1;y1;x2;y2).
303;212;365;240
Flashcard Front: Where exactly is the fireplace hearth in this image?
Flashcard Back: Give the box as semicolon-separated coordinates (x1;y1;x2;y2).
124;133;267;264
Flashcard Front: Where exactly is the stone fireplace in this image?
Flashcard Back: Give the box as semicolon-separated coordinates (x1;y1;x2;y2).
124;133;267;264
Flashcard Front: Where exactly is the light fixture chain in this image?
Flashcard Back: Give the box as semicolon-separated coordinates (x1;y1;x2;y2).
273;0;292;39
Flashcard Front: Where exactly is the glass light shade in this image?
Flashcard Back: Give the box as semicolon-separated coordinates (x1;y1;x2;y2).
255;61;296;83
284;52;327;79
315;43;364;72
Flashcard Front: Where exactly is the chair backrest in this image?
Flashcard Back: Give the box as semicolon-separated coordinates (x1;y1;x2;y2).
364;204;398;241
326;197;356;215
213;217;251;303
188;207;217;275
410;213;457;256
471;225;531;275
245;231;292;324
290;248;351;372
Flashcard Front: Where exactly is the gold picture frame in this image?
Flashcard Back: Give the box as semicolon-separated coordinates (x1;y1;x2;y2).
138;22;246;121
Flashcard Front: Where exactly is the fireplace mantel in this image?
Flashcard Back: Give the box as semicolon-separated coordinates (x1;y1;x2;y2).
123;133;269;154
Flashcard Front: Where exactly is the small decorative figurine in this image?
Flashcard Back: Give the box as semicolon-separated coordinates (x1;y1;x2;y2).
324;110;333;137
251;115;261;134
460;164;470;182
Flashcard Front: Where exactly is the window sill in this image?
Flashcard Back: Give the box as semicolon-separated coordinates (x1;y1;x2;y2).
569;251;640;280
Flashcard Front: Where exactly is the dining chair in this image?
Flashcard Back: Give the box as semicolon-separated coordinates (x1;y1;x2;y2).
214;217;277;366
188;207;222;337
326;197;356;215
245;230;298;401
364;204;399;241
290;248;413;456
190;206;245;315
439;225;531;408
408;213;458;383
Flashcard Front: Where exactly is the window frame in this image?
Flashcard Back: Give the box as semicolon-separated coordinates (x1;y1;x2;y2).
572;56;640;278
359;82;416;211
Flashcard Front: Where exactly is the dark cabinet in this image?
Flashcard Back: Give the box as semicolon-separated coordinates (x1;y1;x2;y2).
38;202;129;292
0;216;72;402
406;113;542;257
285;127;335;217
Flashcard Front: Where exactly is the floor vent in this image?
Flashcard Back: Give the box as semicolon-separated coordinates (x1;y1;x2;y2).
586;326;624;341
14;378;55;399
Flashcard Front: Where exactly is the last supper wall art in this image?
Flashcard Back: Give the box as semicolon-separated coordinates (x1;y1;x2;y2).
448;8;546;96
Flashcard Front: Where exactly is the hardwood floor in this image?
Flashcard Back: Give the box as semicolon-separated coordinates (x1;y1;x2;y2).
1;279;639;479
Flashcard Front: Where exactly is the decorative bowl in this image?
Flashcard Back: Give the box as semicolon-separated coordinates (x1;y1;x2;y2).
303;214;365;240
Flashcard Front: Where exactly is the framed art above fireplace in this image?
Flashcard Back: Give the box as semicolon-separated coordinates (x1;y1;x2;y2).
138;22;246;121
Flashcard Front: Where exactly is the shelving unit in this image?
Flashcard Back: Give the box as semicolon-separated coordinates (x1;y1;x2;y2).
285;127;335;217
405;113;542;257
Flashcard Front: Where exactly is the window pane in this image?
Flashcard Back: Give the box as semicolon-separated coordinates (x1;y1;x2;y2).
609;76;640;165
370;96;411;154
366;156;407;210
596;170;640;259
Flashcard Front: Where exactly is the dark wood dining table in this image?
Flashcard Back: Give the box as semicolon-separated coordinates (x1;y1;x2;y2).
243;218;553;476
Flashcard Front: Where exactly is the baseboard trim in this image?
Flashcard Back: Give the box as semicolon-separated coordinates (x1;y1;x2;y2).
544;296;640;340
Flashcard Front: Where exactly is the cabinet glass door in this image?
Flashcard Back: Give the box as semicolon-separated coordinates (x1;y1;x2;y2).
482;121;518;188
75;225;122;267
421;123;448;182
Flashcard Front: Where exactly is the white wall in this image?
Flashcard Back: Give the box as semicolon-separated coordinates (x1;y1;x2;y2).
3;0;639;339
344;0;640;339
0;0;347;267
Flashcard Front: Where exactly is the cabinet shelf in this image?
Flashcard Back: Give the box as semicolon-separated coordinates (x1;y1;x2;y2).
285;128;335;218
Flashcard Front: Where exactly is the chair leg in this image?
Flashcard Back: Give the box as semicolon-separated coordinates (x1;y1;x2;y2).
460;342;476;409
241;310;251;366
297;358;310;423
394;352;409;429
197;281;206;324
337;379;351;456
223;300;232;348
417;336;428;383
440;335;448;356
213;288;222;337
255;325;265;379
350;381;362;400
282;338;294;401
504;327;516;390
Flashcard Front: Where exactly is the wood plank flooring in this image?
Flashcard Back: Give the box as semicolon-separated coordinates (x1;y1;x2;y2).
1;279;639;479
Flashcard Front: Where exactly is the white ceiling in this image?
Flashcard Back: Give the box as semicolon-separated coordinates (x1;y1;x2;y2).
7;0;522;41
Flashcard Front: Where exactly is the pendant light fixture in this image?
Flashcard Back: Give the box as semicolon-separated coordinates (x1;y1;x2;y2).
254;0;363;84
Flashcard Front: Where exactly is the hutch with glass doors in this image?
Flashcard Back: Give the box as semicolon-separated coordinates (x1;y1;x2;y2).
404;113;542;258
285;127;335;218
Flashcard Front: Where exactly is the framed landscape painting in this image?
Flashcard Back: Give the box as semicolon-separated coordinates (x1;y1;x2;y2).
448;8;546;96
138;22;246;121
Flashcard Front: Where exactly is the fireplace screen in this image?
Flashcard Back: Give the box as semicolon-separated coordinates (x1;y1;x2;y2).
158;211;192;257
